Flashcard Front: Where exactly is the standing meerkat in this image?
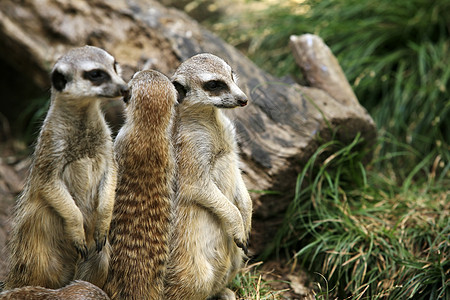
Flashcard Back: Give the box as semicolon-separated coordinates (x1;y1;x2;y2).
103;70;177;300
164;53;253;300
4;46;127;290
0;280;110;300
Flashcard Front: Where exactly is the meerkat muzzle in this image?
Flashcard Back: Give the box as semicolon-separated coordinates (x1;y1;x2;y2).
122;87;131;104
238;98;248;107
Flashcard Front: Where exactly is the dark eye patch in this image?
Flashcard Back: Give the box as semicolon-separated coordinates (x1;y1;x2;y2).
83;69;111;85
51;69;68;91
203;80;228;92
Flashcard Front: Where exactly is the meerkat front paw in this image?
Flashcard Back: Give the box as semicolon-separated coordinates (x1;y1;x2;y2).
234;238;249;255
66;210;88;259
94;214;111;253
94;228;108;253
228;216;248;255
71;225;88;260
75;239;89;260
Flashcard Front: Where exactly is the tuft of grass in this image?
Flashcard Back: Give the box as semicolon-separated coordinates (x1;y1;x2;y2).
265;134;449;299
231;262;288;299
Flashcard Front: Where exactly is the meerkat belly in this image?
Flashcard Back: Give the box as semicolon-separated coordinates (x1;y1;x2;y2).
62;157;105;233
184;206;236;287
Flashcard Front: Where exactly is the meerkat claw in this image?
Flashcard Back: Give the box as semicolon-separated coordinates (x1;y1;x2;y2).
234;238;248;255
76;244;89;261
95;235;106;253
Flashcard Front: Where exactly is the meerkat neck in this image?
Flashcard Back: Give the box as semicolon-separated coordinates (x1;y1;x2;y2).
45;96;107;138
49;96;103;120
179;103;219;122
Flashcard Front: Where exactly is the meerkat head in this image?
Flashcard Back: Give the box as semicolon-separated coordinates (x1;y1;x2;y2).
124;70;177;125
50;46;128;102
172;53;248;108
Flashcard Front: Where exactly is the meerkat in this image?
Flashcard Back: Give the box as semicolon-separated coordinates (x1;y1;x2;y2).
4;46;127;290
103;70;177;300
164;53;253;300
0;280;110;300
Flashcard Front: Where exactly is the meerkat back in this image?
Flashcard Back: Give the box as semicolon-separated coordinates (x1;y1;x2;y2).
165;53;253;300
103;70;176;300
4;46;127;290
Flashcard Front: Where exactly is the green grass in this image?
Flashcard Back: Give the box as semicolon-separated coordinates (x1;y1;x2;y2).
231;262;288;299
264;135;449;299
238;134;448;299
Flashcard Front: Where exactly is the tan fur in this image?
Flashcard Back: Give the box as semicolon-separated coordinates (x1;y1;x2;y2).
0;280;110;300
103;70;176;300
165;53;253;300
4;46;127;290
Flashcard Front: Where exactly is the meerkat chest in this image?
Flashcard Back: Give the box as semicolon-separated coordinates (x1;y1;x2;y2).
208;122;240;200
211;153;239;200
60;126;112;209
62;155;108;208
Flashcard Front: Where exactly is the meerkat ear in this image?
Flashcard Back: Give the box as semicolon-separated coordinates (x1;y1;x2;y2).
51;69;69;91
173;81;187;104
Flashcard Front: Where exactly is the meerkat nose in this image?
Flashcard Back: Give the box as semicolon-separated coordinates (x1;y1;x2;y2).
237;97;248;107
121;86;130;103
120;84;129;95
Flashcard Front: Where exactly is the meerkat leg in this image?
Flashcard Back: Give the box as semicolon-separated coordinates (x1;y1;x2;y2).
182;182;247;252
75;167;115;288
40;180;88;258
6;209;77;289
93;165;117;252
234;176;253;236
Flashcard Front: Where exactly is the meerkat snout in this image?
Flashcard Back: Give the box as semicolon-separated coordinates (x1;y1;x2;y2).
121;85;131;103
237;95;248;107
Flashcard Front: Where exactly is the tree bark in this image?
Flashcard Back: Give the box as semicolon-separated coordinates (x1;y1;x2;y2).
0;0;376;257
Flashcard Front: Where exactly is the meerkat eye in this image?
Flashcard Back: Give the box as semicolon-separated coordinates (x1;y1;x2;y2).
203;80;227;92
83;69;111;85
